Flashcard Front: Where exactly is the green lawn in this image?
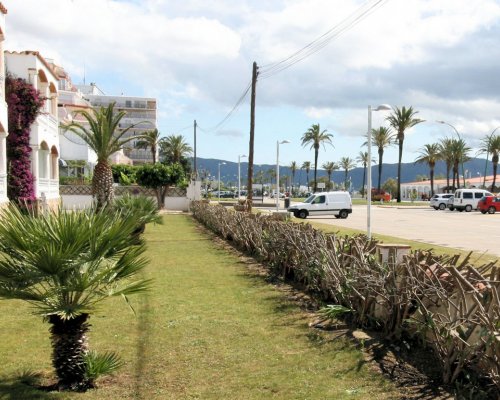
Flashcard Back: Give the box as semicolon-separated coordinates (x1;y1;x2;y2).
0;214;400;400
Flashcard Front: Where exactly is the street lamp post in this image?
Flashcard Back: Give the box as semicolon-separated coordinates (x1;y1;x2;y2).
437;120;466;188
218;161;226;202
276;140;290;211
238;155;247;199
367;104;391;239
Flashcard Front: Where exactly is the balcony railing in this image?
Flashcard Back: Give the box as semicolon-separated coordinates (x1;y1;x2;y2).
0;173;7;200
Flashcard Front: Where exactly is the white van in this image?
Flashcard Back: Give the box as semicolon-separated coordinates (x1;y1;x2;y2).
453;189;493;212
287;191;352;219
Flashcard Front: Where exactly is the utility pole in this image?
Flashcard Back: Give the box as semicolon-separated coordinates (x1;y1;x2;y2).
193;119;197;179
247;61;258;212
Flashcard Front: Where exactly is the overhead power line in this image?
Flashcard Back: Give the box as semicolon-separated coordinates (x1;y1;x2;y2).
259;0;389;79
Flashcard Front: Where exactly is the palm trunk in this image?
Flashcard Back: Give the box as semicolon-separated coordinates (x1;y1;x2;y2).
313;149;319;193
49;314;92;391
491;157;498;191
446;162;451;193
430;166;435;196
378;149;383;192
397;140;403;202
92;161;114;211
362;166;366;198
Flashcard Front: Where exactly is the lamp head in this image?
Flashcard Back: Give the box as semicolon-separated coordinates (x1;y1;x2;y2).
279;140;291;144
374;104;392;111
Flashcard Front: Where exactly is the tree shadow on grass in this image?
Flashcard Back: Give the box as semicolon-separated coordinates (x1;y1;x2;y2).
0;371;61;400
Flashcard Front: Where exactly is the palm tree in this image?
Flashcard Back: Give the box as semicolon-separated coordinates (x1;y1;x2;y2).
479;134;500;191
159;134;193;164
369;126;395;192
355;151;371;198
322;161;338;191
135;128;161;163
415;143;441;196
301;124;334;192
302;161;312;191
438;137;455;192
0;206;149;391
289;161;298;195
386;106;424;202
451;138;471;189
63;103;144;210
339;156;356;191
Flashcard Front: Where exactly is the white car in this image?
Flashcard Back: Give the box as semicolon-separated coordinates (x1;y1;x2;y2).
429;193;453;210
287;191;352;219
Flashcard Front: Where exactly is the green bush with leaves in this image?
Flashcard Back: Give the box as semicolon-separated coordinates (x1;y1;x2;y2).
0;205;150;391
111;164;138;184
113;194;163;239
135;163;186;208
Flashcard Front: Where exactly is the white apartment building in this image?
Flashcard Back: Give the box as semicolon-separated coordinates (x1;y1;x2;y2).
76;83;157;165
0;3;8;205
5;50;60;207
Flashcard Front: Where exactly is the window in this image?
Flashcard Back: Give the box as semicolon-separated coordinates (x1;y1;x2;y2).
313;195;325;204
463;192;473;199
475;192;484;199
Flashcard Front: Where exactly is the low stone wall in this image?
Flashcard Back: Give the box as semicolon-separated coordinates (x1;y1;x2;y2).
60;185;189;211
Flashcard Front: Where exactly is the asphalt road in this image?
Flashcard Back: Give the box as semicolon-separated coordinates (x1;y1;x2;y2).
302;204;500;257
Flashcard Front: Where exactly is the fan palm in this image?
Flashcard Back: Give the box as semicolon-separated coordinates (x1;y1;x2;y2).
301;124;334;192
135;128;162;163
159;134;193;164
301;161;312;191
415;143;441;196
62;103;144;211
450;138;471;189
0;206;149;391
322;161;338;191
368;126;395;191
339;156;356;191
386;106;424;202
355;152;372;198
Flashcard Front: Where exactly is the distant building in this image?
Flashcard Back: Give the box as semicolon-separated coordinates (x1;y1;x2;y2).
75;83;157;165
5;50;60;208
0;2;8;205
401;175;495;199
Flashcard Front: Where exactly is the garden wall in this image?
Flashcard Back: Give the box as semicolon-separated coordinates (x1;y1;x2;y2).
190;201;499;393
60;185;189;211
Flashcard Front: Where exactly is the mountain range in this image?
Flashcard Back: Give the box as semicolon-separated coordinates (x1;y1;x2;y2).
195;157;493;190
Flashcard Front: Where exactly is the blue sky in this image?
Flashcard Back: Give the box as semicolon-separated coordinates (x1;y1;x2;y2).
5;0;500;168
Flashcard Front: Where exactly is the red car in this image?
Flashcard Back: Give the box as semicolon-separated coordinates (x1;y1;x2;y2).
478;196;500;214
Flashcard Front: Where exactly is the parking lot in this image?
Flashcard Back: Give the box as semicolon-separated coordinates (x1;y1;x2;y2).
306;204;500;257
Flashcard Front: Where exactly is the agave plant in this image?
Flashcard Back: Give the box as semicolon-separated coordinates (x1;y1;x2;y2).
0;205;150;391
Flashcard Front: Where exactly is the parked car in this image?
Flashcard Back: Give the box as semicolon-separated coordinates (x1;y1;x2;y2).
478;195;500;214
287;191;352;219
453;189;494;212
429;193;454;210
446;195;455;211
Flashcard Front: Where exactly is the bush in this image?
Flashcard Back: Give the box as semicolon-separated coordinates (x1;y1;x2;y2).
111;164;138;184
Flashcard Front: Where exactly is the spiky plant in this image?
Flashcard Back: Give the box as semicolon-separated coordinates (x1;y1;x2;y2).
113;194;163;239
62;103;146;211
0;205;150;391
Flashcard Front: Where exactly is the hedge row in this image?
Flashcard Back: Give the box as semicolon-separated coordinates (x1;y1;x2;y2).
191;202;499;392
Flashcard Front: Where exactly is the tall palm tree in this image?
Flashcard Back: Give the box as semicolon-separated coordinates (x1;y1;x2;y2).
355;151;371;198
451;138;471;189
302;161;312;191
159;134;193;164
322;161;339;190
438;137;455;192
339;156;356;191
63;103;144;210
135;128;161;163
386;106;424;202
301;124;334;192
369;126;395;191
480;134;500;191
0;206;149;391
415;143;441;196
289;161;298;195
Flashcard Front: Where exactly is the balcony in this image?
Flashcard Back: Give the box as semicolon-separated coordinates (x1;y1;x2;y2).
0;173;7;202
